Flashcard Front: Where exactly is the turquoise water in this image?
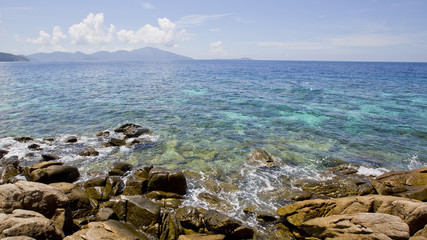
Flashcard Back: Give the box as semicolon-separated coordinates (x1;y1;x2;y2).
1;60;426;223
1;60;425;173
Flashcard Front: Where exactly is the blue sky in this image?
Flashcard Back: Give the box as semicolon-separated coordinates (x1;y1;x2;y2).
1;0;426;61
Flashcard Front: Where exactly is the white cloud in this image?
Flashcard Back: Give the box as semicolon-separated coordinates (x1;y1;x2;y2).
117;18;184;47
26;26;66;45
68;13;115;44
143;2;155;9
177;14;229;27
210;41;227;56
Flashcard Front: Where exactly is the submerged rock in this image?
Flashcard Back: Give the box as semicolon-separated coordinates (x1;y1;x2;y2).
65;136;78;143
0;149;9;159
247;149;278;168
114;123;152;138
372;167;427;201
77;147;99;157
14;137;33;143
106;138;126;147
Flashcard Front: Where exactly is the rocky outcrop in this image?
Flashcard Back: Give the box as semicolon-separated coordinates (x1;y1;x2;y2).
108;162;133;176
277;195;427;237
0;209;64;240
300;213;410;240
203;210;254;239
23;161;80;184
49;182;93;219
372;167;427;201
64;220;152;240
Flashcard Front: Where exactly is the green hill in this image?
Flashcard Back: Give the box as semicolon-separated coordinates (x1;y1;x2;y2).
0;52;30;62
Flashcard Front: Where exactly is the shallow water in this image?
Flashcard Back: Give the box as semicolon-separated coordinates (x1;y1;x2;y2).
1;60;426;222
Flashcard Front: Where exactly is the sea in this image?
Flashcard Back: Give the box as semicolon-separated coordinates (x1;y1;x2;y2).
0;60;426;226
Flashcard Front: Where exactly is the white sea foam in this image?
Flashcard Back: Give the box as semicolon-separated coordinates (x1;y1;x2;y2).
357;166;389;177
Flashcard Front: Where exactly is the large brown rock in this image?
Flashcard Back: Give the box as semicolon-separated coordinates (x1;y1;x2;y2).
0;209;64;240
126;196;161;230
50;182;93;219
148;167;187;195
108;162;133;176
0;157;22;184
24;161;80;184
372;167;427;201
277;195;427;235
203;210;254;239
64;220;152;240
300;213;410;240
0;181;69;219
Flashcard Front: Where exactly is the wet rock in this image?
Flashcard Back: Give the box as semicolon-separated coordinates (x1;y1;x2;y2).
0;209;64;240
95;131;110;137
267;224;296;240
64;220;152;240
50;182;93;219
126;196;161;230
41;154;60;161
146;190;184;201
108;161;133;176
256;211;278;222
114;123;152;138
85;186;110;201
160;210;184;240
203;210;253;238
123;176;148;196
301;213;410;240
0;157;22;184
65;136;78;143
148;167;187;195
24;161;80;184
372;167;427;201
247;149;277;167
197;192;234;212
277;195;427;235
27;143;43;151
83;176;107;189
14;137;33;143
96;207;118;221
107;138;126;147
293;165;375;199
77;147;99;157
178;235;225;240
176;206;204;231
105;176;124;196
232;226;255;239
0;149;9;159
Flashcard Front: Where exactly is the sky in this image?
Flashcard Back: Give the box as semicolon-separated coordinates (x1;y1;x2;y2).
0;0;426;61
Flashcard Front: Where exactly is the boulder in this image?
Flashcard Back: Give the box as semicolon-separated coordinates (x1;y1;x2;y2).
96;207;118;221
50;182;93;219
114;123;152;138
65;136;78;143
176;206;204;231
0;157;22;184
277;195;427;235
300;213;410;240
78;147;99;157
83;176;107;189
0;209;64;240
126;196;161;230
108;162;133;176
14;137;33;143
95;131;110;137
372;167;427;201
247;149;277;167
107;138;126;147
105;176;124;196
24;162;80;184
41;154;60;161
85;186;110;201
63;220;152;240
0;149;8;159
27;144;43;151
160;210;184;240
148;167;187;195
123;176;148;196
178;235;225;240
0;181;69;219
203;210;254;238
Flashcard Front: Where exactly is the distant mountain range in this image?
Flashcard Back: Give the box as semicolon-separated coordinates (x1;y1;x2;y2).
0;52;29;62
26;47;192;62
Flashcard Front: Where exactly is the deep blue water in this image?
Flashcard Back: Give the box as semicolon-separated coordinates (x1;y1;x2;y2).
0;60;426;173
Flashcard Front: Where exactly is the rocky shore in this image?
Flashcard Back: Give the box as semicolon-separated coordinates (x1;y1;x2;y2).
0;124;426;239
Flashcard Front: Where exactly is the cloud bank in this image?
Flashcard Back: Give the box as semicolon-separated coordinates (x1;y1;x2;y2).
68;13;115;44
